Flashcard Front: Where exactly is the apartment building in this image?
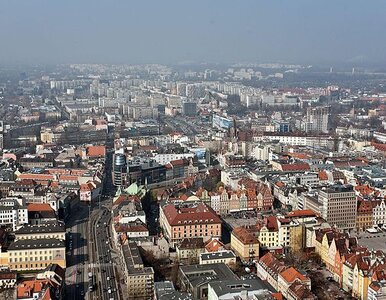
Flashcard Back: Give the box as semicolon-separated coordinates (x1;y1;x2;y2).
231;226;259;262
0;197;28;231
120;241;154;299
8;238;66;271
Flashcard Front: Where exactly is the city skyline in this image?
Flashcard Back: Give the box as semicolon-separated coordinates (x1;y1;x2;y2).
1;0;386;66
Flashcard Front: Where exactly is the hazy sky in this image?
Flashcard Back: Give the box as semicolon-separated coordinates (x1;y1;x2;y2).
1;0;385;65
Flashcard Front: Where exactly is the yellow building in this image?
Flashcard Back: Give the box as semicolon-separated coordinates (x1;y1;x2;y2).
355;200;375;232
8;238;66;271
121;241;154;299
15;223;66;241
258;226;279;249
314;228;336;267
342;252;380;300
351;260;371;300
289;225;304;252
231;226;259;262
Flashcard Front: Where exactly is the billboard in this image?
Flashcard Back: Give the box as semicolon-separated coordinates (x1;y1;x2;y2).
212;114;233;130
189;147;206;159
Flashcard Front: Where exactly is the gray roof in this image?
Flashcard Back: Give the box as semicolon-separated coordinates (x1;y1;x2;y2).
200;251;236;261
15;222;65;235
179;263;238;289
208;279;274;299
122;241;154;275
159;291;193;300
8;238;64;250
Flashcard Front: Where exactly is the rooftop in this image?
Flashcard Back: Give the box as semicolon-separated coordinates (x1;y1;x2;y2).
208;279;274;299
8;238;64;251
200;250;236;261
15;222;65;235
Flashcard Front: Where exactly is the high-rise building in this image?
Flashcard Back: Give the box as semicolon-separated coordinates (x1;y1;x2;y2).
176;83;187;97
318;185;357;230
182;102;197;116
305;106;331;133
113;153;127;187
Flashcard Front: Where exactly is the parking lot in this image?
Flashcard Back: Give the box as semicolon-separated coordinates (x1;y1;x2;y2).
356;231;386;252
222;210;261;229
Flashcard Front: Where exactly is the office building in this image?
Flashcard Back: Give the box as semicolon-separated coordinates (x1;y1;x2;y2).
305;106;331;133
318;185;357;230
182;102;197;116
178;263;238;299
113;153;127;187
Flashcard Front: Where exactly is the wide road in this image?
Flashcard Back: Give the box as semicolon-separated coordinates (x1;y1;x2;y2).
94;205;120;300
65;202;90;300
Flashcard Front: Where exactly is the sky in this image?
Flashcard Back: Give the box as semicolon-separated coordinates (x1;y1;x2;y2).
0;0;385;66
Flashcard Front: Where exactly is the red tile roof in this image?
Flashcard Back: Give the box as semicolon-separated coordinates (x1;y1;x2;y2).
18;173;55;181
27;203;53;212
281;163;310;172
232;226;259;245
286;209;318;218
204;238;225;252
279;267;309;284
86;145;106;158
17;279;50;298
265;216;279;231
318;170;328;181
162;203;221;226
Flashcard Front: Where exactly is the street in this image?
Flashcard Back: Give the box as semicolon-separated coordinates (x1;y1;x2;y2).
65;148;124;300
64;202;90;300
93;206;120;300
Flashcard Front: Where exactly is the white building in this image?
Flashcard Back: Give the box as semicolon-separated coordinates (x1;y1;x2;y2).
199;250;236;266
153;153;194;165
304;106;331;133
210;194;221;215
0;198;28;231
373;200;386;227
253;145;272;161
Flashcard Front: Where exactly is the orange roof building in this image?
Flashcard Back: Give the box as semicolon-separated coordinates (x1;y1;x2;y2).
278;267;311;299
231;225;259;261
160;203;222;247
86;145;106;158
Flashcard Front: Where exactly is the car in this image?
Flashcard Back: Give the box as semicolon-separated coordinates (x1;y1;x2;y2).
80;291;84;296
108;289;112;294
107;276;110;280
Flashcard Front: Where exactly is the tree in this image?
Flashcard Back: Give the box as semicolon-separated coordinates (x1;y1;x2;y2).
216;181;225;191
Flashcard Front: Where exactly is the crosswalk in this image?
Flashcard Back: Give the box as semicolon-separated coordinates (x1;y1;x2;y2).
73;262;119;270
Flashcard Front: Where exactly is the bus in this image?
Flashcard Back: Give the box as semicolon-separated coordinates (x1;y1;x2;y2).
89;275;96;292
